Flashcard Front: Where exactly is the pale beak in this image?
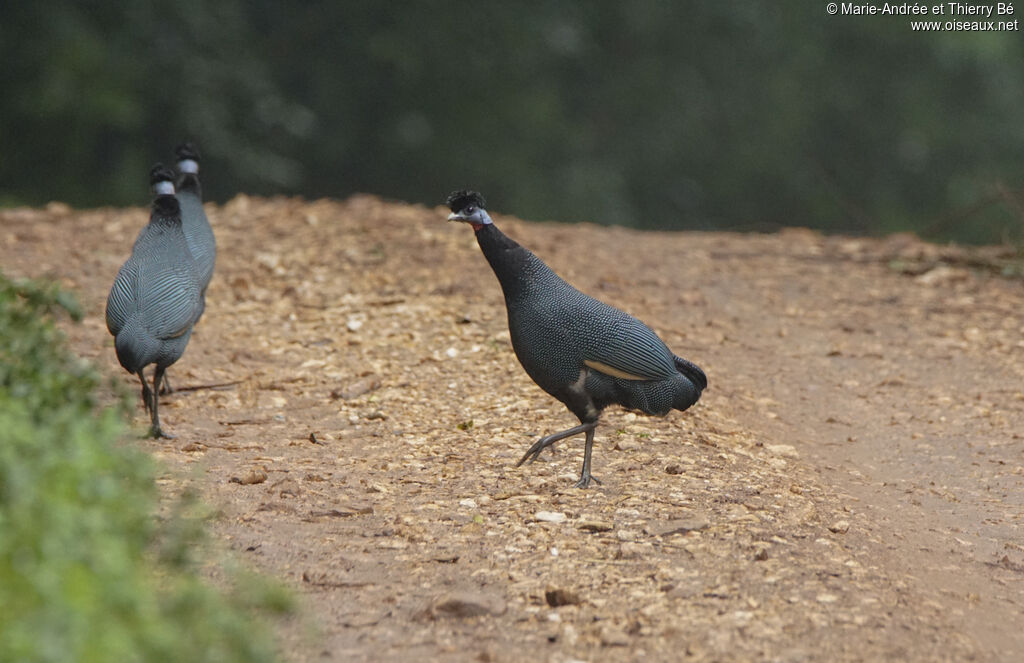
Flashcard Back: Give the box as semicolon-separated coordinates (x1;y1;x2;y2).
447;212;461;222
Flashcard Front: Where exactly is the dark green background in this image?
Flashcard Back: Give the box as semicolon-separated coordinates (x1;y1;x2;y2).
2;1;1022;243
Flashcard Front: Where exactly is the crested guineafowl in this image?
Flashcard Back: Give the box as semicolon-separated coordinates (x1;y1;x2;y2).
174;142;216;311
106;165;203;438
157;141;215;395
447;190;707;488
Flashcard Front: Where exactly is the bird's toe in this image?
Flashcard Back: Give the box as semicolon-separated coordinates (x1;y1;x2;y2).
574;473;601;489
148;426;176;440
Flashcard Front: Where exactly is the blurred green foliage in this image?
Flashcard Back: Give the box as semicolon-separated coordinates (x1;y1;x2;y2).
0;274;290;663
1;2;1022;243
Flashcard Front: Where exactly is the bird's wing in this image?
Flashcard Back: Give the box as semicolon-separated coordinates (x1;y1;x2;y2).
584;313;678;381
105;259;138;335
137;260;202;340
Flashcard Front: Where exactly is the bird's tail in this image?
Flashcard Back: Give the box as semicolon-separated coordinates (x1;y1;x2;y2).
673;355;707;392
115;319;157;374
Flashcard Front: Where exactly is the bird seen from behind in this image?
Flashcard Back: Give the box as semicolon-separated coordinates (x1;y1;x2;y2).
154;141;215;395
174;141;216;315
106;165;203;438
446;190;707;488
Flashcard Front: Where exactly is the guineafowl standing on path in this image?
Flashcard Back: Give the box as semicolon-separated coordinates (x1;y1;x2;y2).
446;190;707;488
174;142;216;295
157;141;215;395
106;166;202;438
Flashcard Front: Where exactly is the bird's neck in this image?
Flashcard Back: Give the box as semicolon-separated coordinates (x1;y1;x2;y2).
151;215;183;230
474;223;538;301
177;174;202;197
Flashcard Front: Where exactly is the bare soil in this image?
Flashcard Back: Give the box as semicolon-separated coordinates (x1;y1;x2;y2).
3;196;1023;662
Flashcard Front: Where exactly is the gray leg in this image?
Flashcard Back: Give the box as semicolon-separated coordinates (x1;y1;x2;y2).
516;421;598;466
148;366;175;439
573;427;602;489
138;370;153;416
158;370;173;395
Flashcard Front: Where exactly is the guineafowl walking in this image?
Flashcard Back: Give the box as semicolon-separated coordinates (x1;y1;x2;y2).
447;190;706;488
155;141;215;395
174;142;216;294
106;166;203;438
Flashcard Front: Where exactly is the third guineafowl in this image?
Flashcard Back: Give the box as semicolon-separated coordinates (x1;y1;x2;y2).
446;190;707;488
106;166;203;438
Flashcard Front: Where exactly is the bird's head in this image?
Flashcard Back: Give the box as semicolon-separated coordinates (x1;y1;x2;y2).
149;163;176;195
175;141;201;174
446;190;492;230
152;194;181;220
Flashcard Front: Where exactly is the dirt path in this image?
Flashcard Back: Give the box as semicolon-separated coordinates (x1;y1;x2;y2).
3;197;1022;661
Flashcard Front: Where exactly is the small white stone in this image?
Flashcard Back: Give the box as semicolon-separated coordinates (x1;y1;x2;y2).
731;610;754;625
445;347;458;358
534;511;567;523
459;498;478;509
346;318;363;332
765;444;799;458
829;520;850;534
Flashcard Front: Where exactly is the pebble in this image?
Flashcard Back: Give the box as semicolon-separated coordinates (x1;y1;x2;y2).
229;467;268;485
616;542;647;559
644;516;710;537
545;587;581;607
599;625;630;647
915;265;969;286
333;376;381;400
576;518;614;532
829;520;851;534
765;444;799;458
429;591;507;618
534;511;567;523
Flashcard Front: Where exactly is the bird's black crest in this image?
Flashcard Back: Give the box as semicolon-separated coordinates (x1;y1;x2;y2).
152;194;181;218
149;163;176;186
175;141;201;162
446;190;486;213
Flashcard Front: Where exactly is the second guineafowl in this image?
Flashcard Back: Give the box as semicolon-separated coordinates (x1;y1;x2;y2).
155;141;215;395
446;190;707;488
106;166;203;438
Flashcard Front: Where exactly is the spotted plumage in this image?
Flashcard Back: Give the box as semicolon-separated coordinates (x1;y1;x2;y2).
174;142;216;296
106;188;202;438
447;190;706;487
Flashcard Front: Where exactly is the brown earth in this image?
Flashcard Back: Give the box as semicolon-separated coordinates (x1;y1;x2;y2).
2;195;1023;662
